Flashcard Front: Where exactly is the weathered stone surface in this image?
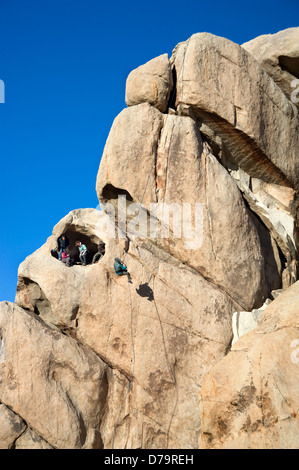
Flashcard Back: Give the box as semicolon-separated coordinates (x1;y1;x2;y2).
171;32;299;191
125;54;173;112
220;150;297;286
155;118;281;309
96;104;282;311
200;281;299;449
172;31;299;286
0;403;26;449
15;428;54;449
242;28;299;107
16;208;110;327
77;240;237;448
3;28;299;450
14;208;236;448
232;299;271;344
0;301;108;449
96;103;164;207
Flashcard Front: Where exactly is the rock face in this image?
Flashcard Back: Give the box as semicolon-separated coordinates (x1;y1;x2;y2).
1;28;299;449
125;53;173;112
0;301;108;449
171;32;299;191
200;281;299;449
15;208;236;448
242;28;299;108
16;208;112;327
0;404;26;449
97;104;282;312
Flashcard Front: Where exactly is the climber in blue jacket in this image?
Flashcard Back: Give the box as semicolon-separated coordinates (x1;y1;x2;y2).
114;258;132;282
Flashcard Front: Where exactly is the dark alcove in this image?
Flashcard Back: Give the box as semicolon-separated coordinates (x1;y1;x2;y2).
54;227;105;265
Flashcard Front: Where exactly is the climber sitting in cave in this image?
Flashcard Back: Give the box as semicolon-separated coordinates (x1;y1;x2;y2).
61;248;69;263
61;247;76;267
114;257;132;283
76;241;89;266
92;241;105;264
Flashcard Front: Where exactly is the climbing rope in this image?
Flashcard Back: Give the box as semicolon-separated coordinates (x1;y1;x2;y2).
111;42;191;447
151;278;179;448
111;153;154;448
111;276;135;449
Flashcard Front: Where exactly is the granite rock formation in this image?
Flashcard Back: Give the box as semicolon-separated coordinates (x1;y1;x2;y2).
1;28;299;449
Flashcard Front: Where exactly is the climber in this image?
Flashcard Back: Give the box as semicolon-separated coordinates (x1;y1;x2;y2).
61;247;76;267
92;241;106;264
114;257;132;283
61;249;69;261
57;234;69;260
76;241;89;266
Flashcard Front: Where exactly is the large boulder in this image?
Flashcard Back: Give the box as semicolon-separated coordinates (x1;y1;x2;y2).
15;208;236;448
96;103;282;311
76;240;236;448
125;54;173;112
199;280;299;449
242;28;299;107
170;31;299;283
0;301;108;449
96;103;164;206
171;32;299;191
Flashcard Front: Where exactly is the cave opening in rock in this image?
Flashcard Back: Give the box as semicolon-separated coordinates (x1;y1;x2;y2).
53;227;106;266
101;184;133;203
278;55;299;79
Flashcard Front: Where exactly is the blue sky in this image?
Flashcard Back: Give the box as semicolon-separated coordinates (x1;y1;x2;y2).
0;0;298;302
